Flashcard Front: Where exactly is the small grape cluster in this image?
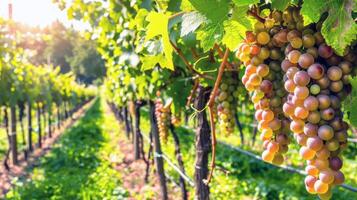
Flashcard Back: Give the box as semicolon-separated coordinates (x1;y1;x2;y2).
215;72;240;135
155;99;171;143
236;6;356;199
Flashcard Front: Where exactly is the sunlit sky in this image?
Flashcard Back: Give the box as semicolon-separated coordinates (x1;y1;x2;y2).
0;0;87;29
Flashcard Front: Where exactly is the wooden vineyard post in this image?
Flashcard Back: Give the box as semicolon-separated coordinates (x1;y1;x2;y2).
10;105;18;165
37;103;42;148
170;124;188;200
134;102;141;159
57;103;61;129
48;105;52;138
27;100;33;152
194;86;211;200
123;107;131;139
149;101;168;200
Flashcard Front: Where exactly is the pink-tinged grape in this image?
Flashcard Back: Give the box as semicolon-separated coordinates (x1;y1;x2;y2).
310;84;321;95
260;80;273;94
333;170;345;185
281;59;296;72
305;175;318;188
300;146;316;160
316;147;331;160
318;43;333;58
250;45;260;55
319;170;334;184
262;150;274;162
316;76;331;89
295;106;309;119
307;63;325;80
262;110;274;122
286;67;299;80
294;86;309;99
287;30;301;41
317;94;331;109
296;134;307;146
290;119;305;134
304;96;319;111
298;53;314;69
329;80;343;93
307;136;323;151
294;71;310;86
283;102;295;116
329;95;341;109
307;47;318;58
269;118;282;131
304;123;318;137
245;65;257;75
288;50;301;64
329;157;342;171
245;31;256;43
284;79;296;93
257;64;269;77
318;125;334;140
327;66;343;81
306;165;319;177
249;73;262;86
320;108;335;121
315;158;329;171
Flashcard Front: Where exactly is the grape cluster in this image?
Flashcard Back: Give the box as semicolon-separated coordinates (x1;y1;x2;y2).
236;20;292;165
215;72;240;135
155;99;171;143
171;114;181;127
236;6;356;199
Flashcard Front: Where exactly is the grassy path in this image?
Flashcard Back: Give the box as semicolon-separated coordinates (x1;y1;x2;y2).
5;98;128;200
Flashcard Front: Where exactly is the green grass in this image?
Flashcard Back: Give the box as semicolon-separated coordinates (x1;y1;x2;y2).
5;97;128;200
138;107;357;200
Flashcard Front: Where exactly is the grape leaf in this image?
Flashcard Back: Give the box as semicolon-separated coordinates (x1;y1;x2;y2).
300;0;326;25
222;20;246;50
141;55;170;71
180;11;207;36
301;0;357;55
321;0;357;55
188;0;230;51
232;0;259;6
145;12;174;70
344;77;357;127
270;0;291;11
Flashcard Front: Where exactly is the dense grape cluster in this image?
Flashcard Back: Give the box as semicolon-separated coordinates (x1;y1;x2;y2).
215;72;240;135
155;99;171;143
236;6;356;199
236;20;292;165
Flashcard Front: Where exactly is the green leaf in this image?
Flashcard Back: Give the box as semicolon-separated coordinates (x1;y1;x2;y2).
232;0;259;6
222;20;246;50
301;0;357;55
270;0;290;11
180;11;207;36
300;0;326;25
344;77;357;127
187;0;230;51
141;55;171;71
321;0;357;55
145;12;174;70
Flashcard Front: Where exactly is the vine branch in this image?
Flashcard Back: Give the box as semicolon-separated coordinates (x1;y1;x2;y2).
248;6;265;23
204;48;230;185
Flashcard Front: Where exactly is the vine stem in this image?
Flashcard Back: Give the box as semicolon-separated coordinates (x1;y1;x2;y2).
204;48;230;185
247;6;265;23
186;78;199;107
170;40;214;80
214;44;234;69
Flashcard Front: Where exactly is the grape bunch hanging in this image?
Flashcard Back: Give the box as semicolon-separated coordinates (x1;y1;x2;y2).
215;72;240;135
236;6;356;200
155;99;171;143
